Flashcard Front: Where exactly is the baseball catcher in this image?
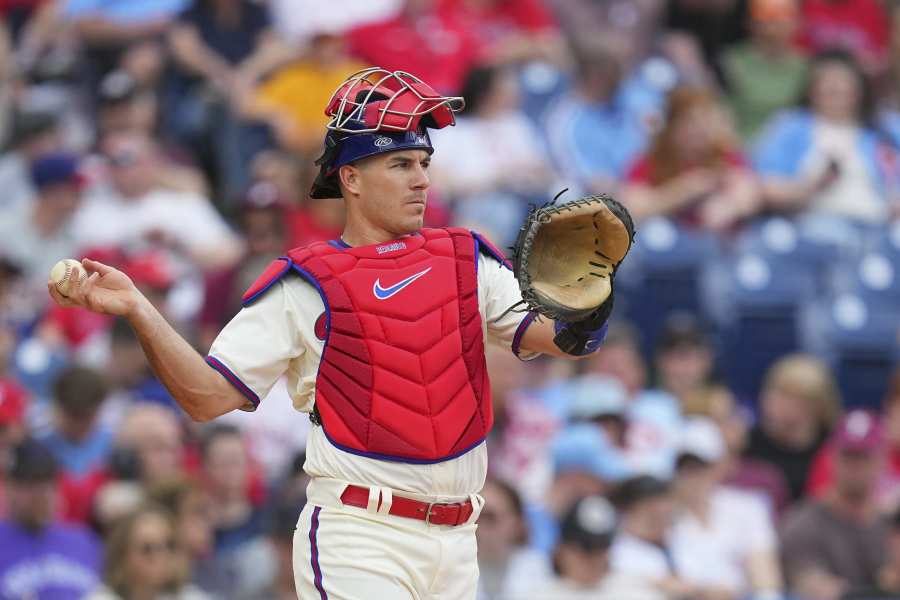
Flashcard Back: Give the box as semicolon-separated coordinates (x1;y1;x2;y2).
47;66;634;600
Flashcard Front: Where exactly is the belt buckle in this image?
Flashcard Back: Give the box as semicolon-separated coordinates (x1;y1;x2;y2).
424;502;436;525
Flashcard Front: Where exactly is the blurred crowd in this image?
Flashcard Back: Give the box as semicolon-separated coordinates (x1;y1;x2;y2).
1;0;900;599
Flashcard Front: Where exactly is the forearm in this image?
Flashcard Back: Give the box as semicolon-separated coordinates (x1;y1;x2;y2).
624;183;697;221
789;567;847;600
759;177;816;211
128;295;246;421
730;173;762;218
519;316;567;358
519;313;606;360
17;1;63;64
169;26;231;82
76;18;168;44
747;550;783;595
236;34;295;83
185;238;245;271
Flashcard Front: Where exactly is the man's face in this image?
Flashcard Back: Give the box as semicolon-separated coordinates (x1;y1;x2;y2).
556;544;608;587
59;407;99;443
103;136;155;198
340;149;430;238
586;343;646;396
243;210;285;256
203;434;247;496
6;479;56;531
657;344;712;395
42;182;83;218
625;495;674;544
834;448;882;502
674;458;720;502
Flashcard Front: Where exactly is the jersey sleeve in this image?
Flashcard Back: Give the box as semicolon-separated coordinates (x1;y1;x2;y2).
206;278;308;410
477;253;539;359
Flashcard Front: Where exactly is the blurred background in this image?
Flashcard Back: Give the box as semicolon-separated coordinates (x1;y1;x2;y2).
1;0;900;599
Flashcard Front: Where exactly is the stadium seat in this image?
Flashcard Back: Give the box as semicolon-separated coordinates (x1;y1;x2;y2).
620;218;721;357
734;217;841;295
817;293;900;408
718;251;816;402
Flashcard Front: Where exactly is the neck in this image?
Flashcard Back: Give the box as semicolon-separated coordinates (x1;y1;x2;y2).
769;423;816;449
128;584;160;600
624;518;662;545
341;218;404;247
577;85;612;106
756;38;790;58
825;488;874;521
819;112;857;126
683;493;710;519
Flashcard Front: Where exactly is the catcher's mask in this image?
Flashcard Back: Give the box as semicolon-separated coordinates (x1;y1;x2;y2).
310;67;464;199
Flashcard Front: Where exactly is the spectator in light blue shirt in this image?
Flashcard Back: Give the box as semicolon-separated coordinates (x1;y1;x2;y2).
752;49;897;230
542;39;671;195
37;365;112;478
62;0;189;93
63;0;188;25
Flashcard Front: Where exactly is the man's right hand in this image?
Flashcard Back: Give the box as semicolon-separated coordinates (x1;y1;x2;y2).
47;259;142;317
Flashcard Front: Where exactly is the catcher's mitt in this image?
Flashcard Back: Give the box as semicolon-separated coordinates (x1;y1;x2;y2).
512;193;635;325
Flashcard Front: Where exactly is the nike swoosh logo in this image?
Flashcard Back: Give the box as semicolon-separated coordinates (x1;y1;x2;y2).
373;267;432;300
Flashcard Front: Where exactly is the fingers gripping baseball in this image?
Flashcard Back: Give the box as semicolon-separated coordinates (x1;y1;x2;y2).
47;258;139;316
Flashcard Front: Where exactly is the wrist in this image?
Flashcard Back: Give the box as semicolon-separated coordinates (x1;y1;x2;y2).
552;295;613;356
553;317;609;356
125;292;153;324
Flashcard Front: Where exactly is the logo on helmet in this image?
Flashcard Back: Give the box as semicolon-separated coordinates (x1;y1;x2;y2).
374;136;394;147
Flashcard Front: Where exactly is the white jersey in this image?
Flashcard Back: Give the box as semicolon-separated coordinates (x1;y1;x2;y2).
208;251;531;498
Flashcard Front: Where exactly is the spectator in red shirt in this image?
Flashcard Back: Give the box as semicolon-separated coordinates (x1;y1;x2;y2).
438;0;566;67
807;368;900;511
621;85;760;232
798;0;889;74
248;150;345;250
0;325;27;455
346;0;484;94
0;340;28;517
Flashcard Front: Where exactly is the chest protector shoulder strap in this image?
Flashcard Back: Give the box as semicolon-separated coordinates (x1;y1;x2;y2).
286;228;493;463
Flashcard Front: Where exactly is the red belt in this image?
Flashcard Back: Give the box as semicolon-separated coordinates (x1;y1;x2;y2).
340;485;475;527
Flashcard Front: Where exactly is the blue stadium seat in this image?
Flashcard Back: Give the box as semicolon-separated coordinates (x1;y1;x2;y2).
620;219;721;357
718;252;816;402
518;63;570;124
844;251;900;308
734;217;841;295
818;293;899;408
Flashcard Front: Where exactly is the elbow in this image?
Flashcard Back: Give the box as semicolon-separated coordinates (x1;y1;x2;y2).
184;403;220;423
188;411;215;424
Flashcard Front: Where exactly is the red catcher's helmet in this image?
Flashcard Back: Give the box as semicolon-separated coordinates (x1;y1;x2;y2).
323;67;465;134
310;67;465;199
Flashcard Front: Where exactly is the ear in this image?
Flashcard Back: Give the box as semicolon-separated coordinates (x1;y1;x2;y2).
338;164;361;197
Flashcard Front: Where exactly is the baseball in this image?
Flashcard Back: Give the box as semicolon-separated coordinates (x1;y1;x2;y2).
49;259;86;297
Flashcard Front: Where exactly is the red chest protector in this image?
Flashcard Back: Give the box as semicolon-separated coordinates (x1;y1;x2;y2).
243;228;509;463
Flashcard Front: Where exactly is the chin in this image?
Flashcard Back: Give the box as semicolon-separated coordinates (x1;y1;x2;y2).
400;213;425;233
402;220;424;235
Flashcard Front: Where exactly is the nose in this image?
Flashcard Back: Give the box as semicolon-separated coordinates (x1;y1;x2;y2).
411;162;430;191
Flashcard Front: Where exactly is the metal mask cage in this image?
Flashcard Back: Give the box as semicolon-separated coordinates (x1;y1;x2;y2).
324;67;465;134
